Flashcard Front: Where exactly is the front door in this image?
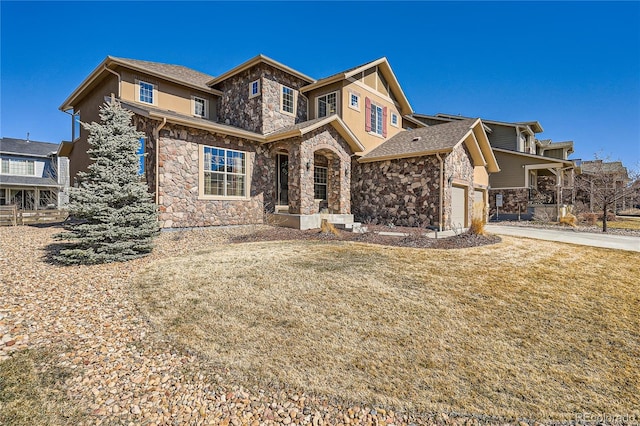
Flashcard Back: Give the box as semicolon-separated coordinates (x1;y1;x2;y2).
276;154;288;206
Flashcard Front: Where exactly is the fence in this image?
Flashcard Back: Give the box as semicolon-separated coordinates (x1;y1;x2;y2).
0;205;68;226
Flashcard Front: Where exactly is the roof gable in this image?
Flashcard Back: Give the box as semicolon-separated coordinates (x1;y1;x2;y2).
359;119;499;172
301;58;413;115
60;56;221;111
207;54;315;86
265;115;364;153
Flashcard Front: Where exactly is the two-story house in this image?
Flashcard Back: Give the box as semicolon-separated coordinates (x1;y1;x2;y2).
59;55;498;230
0;137;69;210
412;113;576;220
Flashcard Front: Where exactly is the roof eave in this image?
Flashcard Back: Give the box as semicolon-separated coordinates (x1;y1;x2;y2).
145;111;265;142
59;56;111;111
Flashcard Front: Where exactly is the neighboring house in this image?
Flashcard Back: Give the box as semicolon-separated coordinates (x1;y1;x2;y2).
0;137;69;210
411;113;576;219
575;160;631;212
59;55;498;230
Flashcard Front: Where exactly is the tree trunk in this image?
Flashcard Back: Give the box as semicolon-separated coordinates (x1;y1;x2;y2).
602;202;608;232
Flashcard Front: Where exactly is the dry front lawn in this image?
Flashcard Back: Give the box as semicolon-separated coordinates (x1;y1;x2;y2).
134;237;640;419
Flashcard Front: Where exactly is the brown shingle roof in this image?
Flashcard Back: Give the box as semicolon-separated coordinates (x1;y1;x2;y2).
360;119;477;162
111;57;215;91
581;160;629;177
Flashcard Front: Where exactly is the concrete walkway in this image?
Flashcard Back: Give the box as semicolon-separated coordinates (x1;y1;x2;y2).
485;224;640;252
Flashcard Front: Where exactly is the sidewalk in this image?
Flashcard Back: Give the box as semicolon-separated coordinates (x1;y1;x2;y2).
485;224;640;252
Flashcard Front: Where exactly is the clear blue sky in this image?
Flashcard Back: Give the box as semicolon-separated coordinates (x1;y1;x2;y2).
2;1;639;169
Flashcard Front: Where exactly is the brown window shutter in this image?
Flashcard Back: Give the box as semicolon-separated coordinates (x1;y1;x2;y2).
382;106;388;137
365;97;371;132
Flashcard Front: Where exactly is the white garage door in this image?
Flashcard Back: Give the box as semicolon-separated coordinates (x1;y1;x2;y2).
473;190;485;220
451;186;466;228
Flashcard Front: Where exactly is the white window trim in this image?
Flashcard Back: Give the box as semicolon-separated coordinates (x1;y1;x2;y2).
369;102;384;136
249;79;260;98
136;79;157;105
316;91;339;118
348;91;360;111
198;145;250;200
0;158;37;176
192;96;209;119
280;85;296;117
314;165;328;201
390;112;399;127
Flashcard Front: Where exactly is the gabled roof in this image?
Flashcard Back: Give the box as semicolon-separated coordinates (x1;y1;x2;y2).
265;115;364;153
413;113;544;133
0;138;59;157
492;148;574;165
581;160;629;178
536;139;574;154
300;57;413;115
117;99;265;142
60;56;221;111
207;54;315;86
359;118;500;173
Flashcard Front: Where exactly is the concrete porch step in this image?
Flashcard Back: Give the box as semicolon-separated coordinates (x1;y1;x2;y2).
333;222;368;233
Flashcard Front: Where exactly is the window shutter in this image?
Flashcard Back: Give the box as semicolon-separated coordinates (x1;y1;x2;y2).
365;97;372;132
382;106;388;137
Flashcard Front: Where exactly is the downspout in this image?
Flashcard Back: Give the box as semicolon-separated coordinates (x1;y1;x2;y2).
154;118;167;205
104;66;121;98
436;153;444;232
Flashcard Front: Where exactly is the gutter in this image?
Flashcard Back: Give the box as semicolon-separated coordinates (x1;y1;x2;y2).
104;66;121;98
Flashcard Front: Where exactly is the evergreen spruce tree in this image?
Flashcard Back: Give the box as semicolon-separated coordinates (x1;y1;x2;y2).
55;99;159;264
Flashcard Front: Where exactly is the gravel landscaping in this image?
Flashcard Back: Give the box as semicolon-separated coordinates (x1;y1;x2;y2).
1;224;636;425
0;225;511;426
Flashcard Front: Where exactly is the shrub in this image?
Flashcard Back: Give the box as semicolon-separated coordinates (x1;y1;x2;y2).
580;212;598;225
320;219;340;236
559;213;577;227
468;217;486;235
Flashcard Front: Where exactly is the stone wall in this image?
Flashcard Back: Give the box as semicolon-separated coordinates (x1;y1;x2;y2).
214;63;308;135
261;64;308;134
156;123;273;228
488;188;529;216
132;115;159;199
351;155;441;227
443;144;475;229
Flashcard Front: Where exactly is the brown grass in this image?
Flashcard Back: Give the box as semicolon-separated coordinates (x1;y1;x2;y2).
559;213;577;227
0;348;87;425
133;237;640;420
599;216;640;230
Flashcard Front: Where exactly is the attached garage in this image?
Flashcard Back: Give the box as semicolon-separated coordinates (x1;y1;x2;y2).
451;185;467;228
473;189;485;221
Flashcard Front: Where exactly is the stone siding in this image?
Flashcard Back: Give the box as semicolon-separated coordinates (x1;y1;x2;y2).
215;63;308;135
443;144;475;229
156;123;273;228
351;156;441;227
489;188;529;216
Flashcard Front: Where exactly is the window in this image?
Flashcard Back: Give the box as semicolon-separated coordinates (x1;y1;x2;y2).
249;79;260;98
317;91;337;118
349;92;360;110
72;112;81;141
1;158;35;176
193;96;207;118
390;112;399;127
137;138;145;176
364;97;387;137
314;166;327;200
203;146;246;197
281;85;295;115
139;80;154;104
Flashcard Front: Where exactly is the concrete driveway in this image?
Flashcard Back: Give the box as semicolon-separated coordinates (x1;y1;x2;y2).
485;224;640;252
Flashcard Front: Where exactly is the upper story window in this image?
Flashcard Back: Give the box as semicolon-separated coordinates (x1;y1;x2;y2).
137;138;146;176
138;80;155;104
193;96;208;118
249;80;260;98
317;91;337;118
365;97;387;137
281;85;295;115
202;146;247;198
1;158;35;176
72;112;81;141
349;92;360;111
390;112;399;127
